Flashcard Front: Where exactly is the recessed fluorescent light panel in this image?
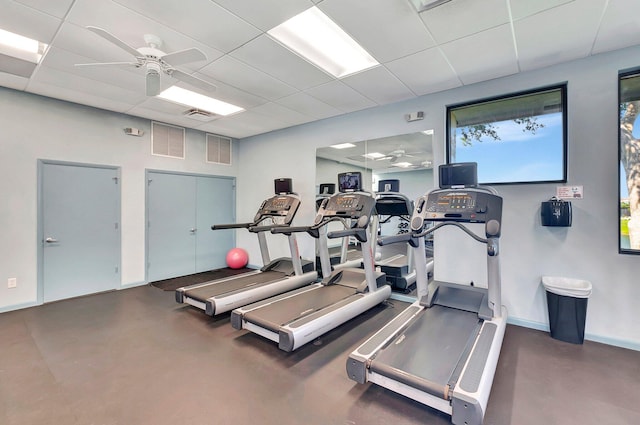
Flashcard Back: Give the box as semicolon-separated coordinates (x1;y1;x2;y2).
158;86;244;116
363;152;386;159
392;162;413;168
268;7;379;78
330;143;356;149
0;28;47;63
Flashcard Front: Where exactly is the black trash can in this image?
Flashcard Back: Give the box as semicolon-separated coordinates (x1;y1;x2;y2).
542;276;592;344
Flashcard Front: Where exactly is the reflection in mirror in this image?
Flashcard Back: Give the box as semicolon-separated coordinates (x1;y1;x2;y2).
315;131;435;278
315;131;434;202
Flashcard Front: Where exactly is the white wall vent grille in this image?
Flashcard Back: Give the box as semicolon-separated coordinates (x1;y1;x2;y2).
152;122;185;159
206;134;232;165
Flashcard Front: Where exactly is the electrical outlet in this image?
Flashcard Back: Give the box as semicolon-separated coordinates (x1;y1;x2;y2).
8;278;16;289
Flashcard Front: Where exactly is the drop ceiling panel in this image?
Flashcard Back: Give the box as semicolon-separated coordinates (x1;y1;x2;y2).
30;65;145;105
515;0;603;72
440;24;518;85
27;81;135;113
420;0;509;44
592;0;640;55
342;66;414;105
0;0;62;43
509;0;576;21
14;0;75;19
385;47;461;96
0;72;29;91
305;80;376;113
131;97;192;115
250;102;315;127
198;56;297;101
230;35;333;90
184;74;268;109
213;0;314;31
318;0;437;63
275;92;342;120
111;0;261;53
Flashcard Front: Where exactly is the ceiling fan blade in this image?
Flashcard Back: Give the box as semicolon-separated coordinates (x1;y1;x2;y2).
86;26;141;58
75;61;139;68
161;48;207;66
169;69;217;93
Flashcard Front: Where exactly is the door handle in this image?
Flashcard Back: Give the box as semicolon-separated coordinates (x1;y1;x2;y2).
45;237;59;243
189;228;197;233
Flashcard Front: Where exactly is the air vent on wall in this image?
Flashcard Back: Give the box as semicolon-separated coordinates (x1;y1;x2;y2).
183;108;218;122
152;122;185;159
207;134;232;165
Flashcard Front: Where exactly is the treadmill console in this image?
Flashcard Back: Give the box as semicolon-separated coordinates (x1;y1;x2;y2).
412;189;502;232
254;194;301;225
317;193;375;225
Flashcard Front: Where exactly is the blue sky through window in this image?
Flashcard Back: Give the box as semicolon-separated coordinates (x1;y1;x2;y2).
452;113;564;184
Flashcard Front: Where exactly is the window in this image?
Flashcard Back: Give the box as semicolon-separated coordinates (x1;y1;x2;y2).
619;70;640;254
447;84;567;185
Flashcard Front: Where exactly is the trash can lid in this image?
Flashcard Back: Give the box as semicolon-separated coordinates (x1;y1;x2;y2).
542;276;592;298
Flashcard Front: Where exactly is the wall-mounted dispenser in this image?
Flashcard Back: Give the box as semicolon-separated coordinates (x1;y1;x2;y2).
541;197;572;227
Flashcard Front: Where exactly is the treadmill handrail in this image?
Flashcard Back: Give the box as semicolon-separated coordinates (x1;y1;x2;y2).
328;228;368;243
211;222;251;230
414;221;488;244
248;224;287;233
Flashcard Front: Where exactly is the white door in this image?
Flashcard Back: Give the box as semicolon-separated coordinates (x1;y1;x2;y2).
41;163;120;302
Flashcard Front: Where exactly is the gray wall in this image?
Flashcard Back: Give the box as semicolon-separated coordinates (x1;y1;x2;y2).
237;45;640;350
0;88;238;311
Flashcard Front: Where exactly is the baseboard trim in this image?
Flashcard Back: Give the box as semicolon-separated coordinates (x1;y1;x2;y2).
119;281;147;290
0;301;39;314
507;317;640;352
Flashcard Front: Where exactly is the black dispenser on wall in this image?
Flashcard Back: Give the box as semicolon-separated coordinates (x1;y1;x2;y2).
541;197;572;227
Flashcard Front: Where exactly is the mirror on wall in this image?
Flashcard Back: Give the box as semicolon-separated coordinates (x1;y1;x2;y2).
315;131;435;203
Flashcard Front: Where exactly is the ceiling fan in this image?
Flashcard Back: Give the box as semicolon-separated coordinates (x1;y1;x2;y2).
75;26;217;96
378;149;420;163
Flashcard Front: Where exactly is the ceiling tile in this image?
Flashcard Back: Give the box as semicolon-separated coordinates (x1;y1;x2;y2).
250;102;314;127
509;0;575;21
341;66;414;105
592;0;640;55
30;65;145;105
275;92;342;120
111;0;261;53
14;0;75;19
27;81;135;113
440;24;518;85
385;47;461;95
515;0;604;72
0;0;62;43
0;72;29;91
214;0;314;31
305;80;376;113
230;35;333;90
420;0;509;44
184;73;268;109
198;55;297;101
318;0;436;63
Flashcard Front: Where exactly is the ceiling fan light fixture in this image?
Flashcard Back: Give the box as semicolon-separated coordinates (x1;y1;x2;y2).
268;6;379;78
363;152;386;159
158;86;244;116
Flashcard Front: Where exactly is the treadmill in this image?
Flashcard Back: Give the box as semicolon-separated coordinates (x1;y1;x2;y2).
374;179;432;292
175;178;316;316
231;171;391;352
346;163;507;425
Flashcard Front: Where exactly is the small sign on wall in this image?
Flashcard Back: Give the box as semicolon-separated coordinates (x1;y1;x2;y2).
556;185;583;200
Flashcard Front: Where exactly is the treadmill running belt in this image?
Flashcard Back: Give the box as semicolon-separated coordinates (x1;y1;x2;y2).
244;285;356;332
184;270;286;302
370;305;480;399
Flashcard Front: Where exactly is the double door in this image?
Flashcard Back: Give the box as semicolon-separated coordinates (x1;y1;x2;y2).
147;171;235;282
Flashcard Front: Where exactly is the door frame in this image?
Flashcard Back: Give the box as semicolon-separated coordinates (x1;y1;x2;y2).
144;169;236;283
37;160;122;304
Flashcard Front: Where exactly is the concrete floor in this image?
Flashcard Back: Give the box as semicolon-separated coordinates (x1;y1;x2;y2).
1;285;639;425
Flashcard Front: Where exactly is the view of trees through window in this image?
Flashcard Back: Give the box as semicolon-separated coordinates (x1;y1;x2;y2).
619;71;640;253
447;85;567;185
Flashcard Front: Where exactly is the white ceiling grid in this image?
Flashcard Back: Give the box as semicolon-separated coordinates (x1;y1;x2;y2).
0;0;638;138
